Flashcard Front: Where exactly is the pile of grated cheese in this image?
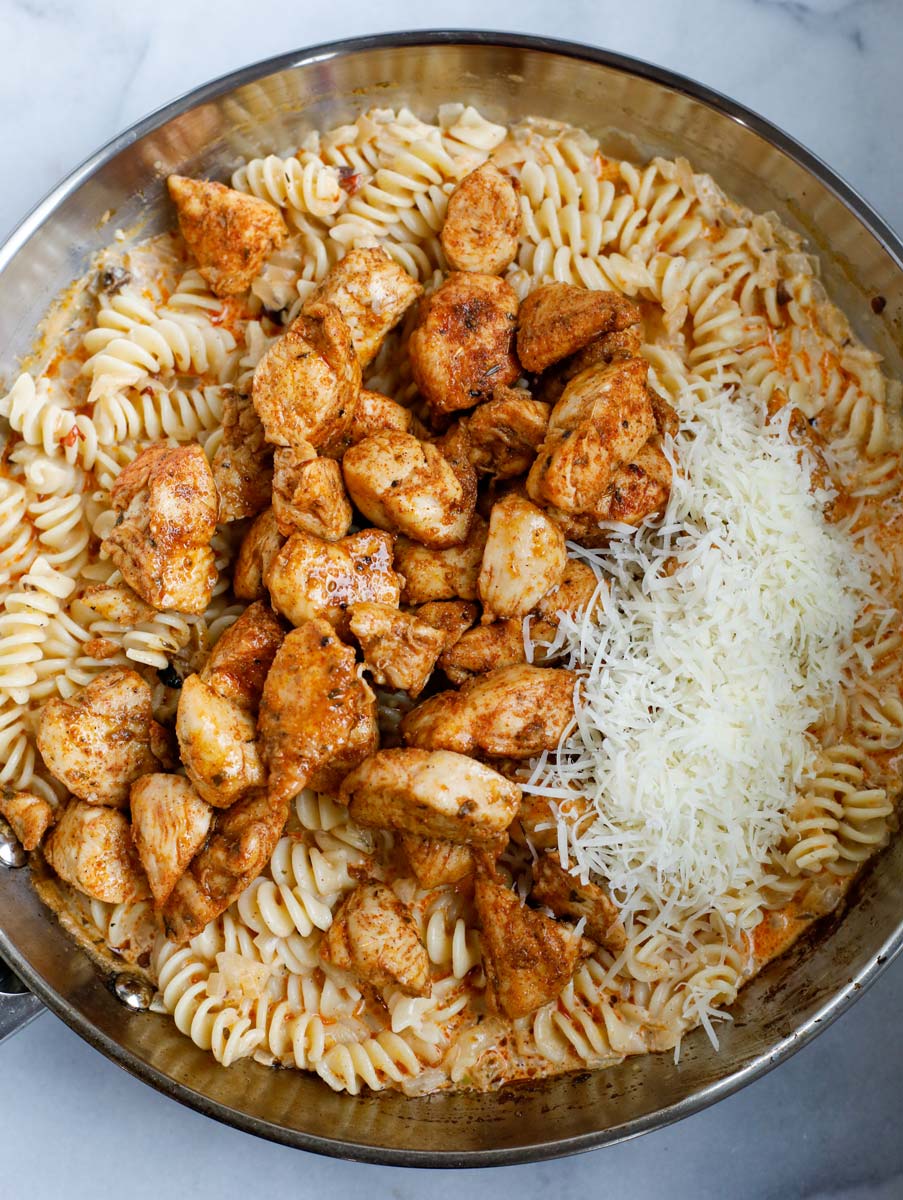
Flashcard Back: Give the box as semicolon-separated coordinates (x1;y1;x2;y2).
524;386;876;936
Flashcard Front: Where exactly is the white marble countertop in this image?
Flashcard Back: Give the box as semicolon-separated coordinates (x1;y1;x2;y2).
2;1;902;1197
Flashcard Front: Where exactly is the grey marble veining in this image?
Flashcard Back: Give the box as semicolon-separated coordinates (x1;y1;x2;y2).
1;1;901;1196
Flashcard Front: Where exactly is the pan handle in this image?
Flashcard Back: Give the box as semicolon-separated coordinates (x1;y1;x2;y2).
0;955;44;1042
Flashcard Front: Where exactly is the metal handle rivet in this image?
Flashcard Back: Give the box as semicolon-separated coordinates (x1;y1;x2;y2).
113;974;154;1011
0;824;26;869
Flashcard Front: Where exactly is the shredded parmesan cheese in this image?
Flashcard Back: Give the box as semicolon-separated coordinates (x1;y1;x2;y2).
525;387;875;937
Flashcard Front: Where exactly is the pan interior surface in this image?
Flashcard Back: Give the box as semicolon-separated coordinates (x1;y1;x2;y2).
0;32;901;1166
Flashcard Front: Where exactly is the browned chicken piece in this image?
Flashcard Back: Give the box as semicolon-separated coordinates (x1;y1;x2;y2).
400;833;475;888
526;358;655;516
440;618;527;685
321;389;425;460
199;600;284;712
475;871;586;1019
211;390;274;523
592;438;672;526
531;852;627;953
102;442;218;614
538;323;645;407
342;431;477;549
348;602;446;697
37;669;165;807
162;789;287;944
516;283;641;374
0;788;54;851
440;162;521;276
321;882;429;997
258;619;378;803
649;390;680;440
130;774;212;908
167;175;287;297
458;388;550;479
414;600;479;650
394;515;488;604
408;273;520;415
515;792;591;851
45;802;150;904
76;583;155;626
272;446;353;541
252;301;361;450
302;247;422;368
265;528;402;629
176;674;266;808
233;507;285;602
341;748;520;844
478;493;567;622
401;664;577;759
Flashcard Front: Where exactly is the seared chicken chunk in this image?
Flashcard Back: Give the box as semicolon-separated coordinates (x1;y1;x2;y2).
649;389;680;440
321;882;429;997
408;273;520;415
475;872;586;1019
258;619;378;802
459;388;550;479
593;437;672;526
130;774;212;907
252;301;361;450
402;664;577;759
233;507;285;602
163;789;287;944
394;515;488;604
342;431;477;549
272;447;352;541
76;583;155;627
515;793;592;852
478;493;567;622
414;600;479;650
265;528;402;629
45;802;149;904
303;247;422;368
321;389;425;460
440;162;520;276
400;833;475;888
340;748;520;844
516;283;641;373
37;669;165;807
176;674;266;808
531;852;627;953
0;788;54;851
199;600;284;712
167;175;287;297
348;602;446;697
211;390;274;523
102;442;218;614
526;358;655;515
538;322;644;407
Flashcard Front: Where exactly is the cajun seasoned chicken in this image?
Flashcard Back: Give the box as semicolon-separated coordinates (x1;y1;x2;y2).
348;602;446;697
321;882;429;997
258;618;379;802
478;493;567;622
408;273;520;414
394;515;488;604
531;852;627;953
233;507;285;602
516;283;641;373
167;175;287;297
302;246;422;367
272;447;353;541
45;801;150;904
130;774;212;908
400;833;474;889
414;600;479;650
102;442;219;614
321;388;427;460
458;388;550;479
526;358;656;515
440;162;521;276
211;390;274;523
537;321;645;407
176;675;265;808
252;301;360;450
340;748;520;844
37;668;166;807
342;431;477;549
198;600;284;712
475;872;587;1019
162;789;287;944
0;788;54;852
265;528;402;629
592;437;672;526
402;664;578;759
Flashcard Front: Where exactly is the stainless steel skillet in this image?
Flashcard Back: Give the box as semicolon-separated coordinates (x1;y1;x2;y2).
0;30;901;1167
